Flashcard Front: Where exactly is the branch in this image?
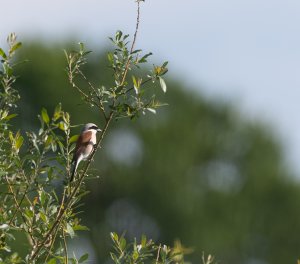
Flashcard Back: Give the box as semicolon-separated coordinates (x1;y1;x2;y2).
77;68;97;95
8;185;29;226
29;112;114;261
77;68;107;119
122;77;152;95
120;0;142;86
5;176;35;246
63;230;69;264
31;1;145;261
155;244;161;264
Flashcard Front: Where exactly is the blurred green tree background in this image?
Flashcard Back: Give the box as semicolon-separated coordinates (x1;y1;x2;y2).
13;42;300;264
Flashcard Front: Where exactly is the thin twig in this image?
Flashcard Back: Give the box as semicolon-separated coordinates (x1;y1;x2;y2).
19;169;35;214
70;77;100;109
32;188;66;262
120;0;142;86
122;77;152;95
30;112;113;261
155;244;161;264
31;1;143;261
5;175;35;246
57;188;67;221
77;68;107;119
77;68;97;94
43;223;61;263
63;230;69;264
68;73;88;99
8;185;29;226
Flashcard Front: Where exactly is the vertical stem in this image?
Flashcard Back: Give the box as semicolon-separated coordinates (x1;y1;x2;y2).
63;230;69;264
155;244;161;264
30;112;114;262
30;1;144;262
120;0;141;86
5;175;35;246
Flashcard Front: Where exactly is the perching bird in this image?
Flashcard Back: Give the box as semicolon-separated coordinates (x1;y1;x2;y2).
70;123;101;181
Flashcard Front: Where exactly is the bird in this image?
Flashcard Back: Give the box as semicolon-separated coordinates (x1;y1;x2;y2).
70;123;101;181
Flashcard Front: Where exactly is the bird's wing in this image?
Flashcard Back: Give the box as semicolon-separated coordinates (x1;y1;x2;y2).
72;130;93;161
77;130;93;145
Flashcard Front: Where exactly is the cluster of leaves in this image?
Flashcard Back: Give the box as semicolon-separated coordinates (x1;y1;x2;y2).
65;29;168;121
1;2;170;261
0;32;173;264
110;233;215;264
0;33;21;111
0;2;214;264
0;35;90;263
110;232;186;264
0;15;170;264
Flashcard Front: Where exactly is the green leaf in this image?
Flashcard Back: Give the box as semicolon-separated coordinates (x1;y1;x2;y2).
158;76;167;93
115;30;123;41
132;76;139;94
9;42;22;55
58;121;67;131
110;253;119;264
132;250;139;261
0;224;9;230
39;190;47;206
39;212;48;223
3;113;18;121
45;135;53;149
78;253;89;263
15;135;24;150
66;223;75;238
120;237;126;250
47;258;57;264
73;224;90;231
147;108;156;114
8;131;14;143
131;49;142;54
2;245;11;252
139;52;152;63
51;141;57;152
0;48;7;59
162;61;169;68
24;209;34;219
69;134;79;144
3;62;13;76
141;234;147;247
58;141;65;155
123;34;129;40
107;52;114;63
53;103;62;121
79;42;85;52
41;108;50;124
111;232;119;243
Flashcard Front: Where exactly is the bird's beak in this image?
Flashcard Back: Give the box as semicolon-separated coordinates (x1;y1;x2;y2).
97;128;102;132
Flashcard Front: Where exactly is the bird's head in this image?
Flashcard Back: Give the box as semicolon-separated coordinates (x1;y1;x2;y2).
82;123;102;133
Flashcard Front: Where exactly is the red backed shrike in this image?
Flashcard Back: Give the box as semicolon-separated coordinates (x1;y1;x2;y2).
70;123;101;181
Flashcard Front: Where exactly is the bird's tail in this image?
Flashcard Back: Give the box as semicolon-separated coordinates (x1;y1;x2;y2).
70;160;78;182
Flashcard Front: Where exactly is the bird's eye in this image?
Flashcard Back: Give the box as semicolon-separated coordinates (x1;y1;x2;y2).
90;126;98;130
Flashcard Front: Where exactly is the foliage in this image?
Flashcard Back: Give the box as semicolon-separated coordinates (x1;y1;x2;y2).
2;2;300;264
65;29;168;121
110;232;183;264
6;34;300;264
109;232;216;264
0;32;87;263
0;1;177;263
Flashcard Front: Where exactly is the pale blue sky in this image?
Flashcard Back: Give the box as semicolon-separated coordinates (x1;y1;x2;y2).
1;0;300;174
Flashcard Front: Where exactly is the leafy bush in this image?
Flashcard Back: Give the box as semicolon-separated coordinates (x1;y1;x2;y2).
0;1;209;264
